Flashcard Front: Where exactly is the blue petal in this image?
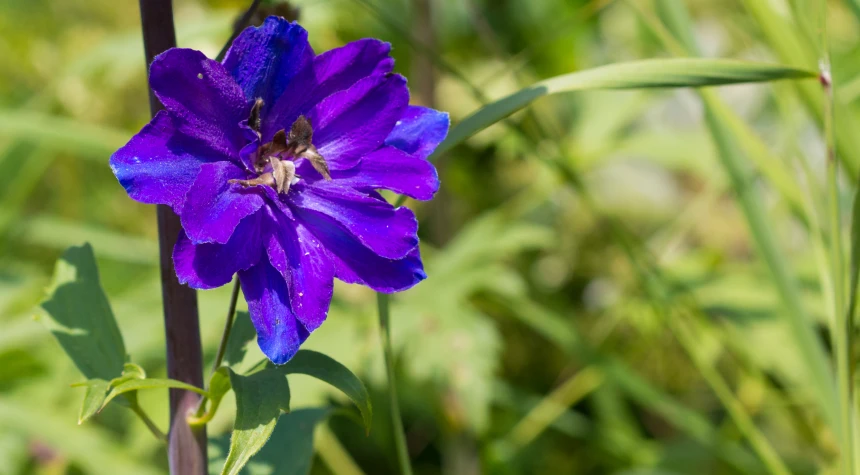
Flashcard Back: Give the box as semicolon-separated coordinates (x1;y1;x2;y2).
263;207;334;333
384;106;449;160
288;180;418;260
327;145;440;200
179;161;265;245
295;208;427;293
263;38;393;138
173;210;264;289
150;48;249;158
110;111;224;210
222;17;314;106
239;259;310;365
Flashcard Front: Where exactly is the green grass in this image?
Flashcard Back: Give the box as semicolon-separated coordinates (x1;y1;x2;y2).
2;0;859;473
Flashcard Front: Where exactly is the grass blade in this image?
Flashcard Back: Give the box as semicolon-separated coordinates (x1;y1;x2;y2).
434;58;814;157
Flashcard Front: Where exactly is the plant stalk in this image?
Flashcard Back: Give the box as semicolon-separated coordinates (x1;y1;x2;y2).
192;276;241;420
376;293;414;475
817;0;854;470
210;276;241;376
138;0;207;473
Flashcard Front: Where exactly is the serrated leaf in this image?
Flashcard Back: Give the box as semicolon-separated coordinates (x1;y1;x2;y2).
78;378;110;424
277;350;372;432
225;312;258;368
102;378;208;410
221;368;291;475
432;58;815;157
209;408;333;475
39;243;127;381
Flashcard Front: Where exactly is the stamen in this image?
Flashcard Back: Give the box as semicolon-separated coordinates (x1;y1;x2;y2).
288;116;331;180
248;98;264;134
270;157;297;194
234;115;331;194
229;174;275;189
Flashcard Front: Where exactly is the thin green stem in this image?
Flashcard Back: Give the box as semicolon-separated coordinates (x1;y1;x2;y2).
668;314;791;475
192;276;240;419
376;293;413;475
627;0;837;433
130;402;168;442
818;0;854;471
493;367;604;460
187;394;224;428
211;276;242;376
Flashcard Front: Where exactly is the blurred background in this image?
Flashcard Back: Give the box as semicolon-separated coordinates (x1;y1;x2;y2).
2;0;858;473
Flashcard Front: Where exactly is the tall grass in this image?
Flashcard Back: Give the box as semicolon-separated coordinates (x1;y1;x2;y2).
3;0;860;473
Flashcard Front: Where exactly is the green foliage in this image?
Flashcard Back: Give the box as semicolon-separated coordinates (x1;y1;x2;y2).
277;350;372;432
8;0;860;473
209;408;332;475
38;243;127;381
102;376;209;409
222;368;291;475
435;58;815;157
77;379;111;424
225;312;258;368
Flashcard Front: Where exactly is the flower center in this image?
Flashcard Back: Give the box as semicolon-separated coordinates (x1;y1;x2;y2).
229;99;331;195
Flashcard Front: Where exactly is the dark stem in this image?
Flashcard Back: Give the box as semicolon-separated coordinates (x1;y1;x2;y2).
215;0;264;62
138;1;207;474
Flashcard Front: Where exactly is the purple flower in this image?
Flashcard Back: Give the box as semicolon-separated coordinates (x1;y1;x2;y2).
110;17;447;364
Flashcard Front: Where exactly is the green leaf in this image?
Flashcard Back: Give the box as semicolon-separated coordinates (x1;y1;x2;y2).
39;243;127;381
278;350;372;432
77;378;110;424
190;368;233;427
111;362;147;384
225;312;258;367
209;408;333;475
433;58;815;157
221;368;291;475
102;378;208;409
209;367;232;404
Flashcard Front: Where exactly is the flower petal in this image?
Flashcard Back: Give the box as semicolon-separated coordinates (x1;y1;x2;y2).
222;17;313;106
239;259;310;365
180;161;265;244
264;208;334;332
173;210;264;289
263;38;393;138
289;181;418;259
110;111;222;209
297;210;426;293
330;146;440;200
150;48;249;158
385;106;450;160
307;73;409;170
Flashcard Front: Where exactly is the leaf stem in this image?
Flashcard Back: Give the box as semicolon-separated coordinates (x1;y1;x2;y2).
187;395;224;427
376;293;413;475
130;401;168;442
212;276;242;376
192;275;240;419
